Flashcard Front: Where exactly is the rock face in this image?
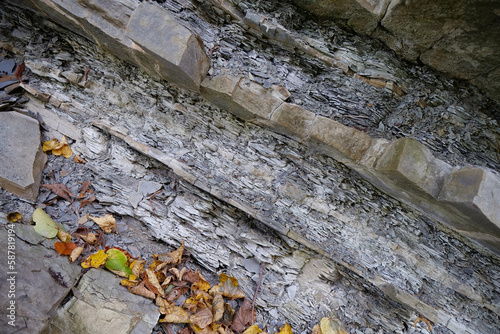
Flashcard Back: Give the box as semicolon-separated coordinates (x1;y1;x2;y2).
0;112;46;201
292;0;500;103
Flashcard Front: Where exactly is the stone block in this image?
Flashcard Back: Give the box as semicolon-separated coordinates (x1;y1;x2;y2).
308;115;372;162
44;268;159;334
375;138;451;198
200;74;242;114
269;103;316;140
126;2;209;91
439;166;500;235
0;112;47;201
230;79;289;120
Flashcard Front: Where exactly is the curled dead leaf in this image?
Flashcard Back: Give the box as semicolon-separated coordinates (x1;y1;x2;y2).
242;325;262;334
190;307;213;330
156;296;173;314
160;305;190;323
69;246;84;263
277;324;293;334
74;154;87;164
231;299;254;333
41;183;74;202
43;136;73;158
153;241;185;265
6;212;21;223
212;293;224;322
146;269;165;297
130;281;156;299
89;214;117;234
57;229;71;243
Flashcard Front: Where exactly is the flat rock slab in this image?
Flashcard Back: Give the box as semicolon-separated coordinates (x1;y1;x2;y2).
44;268;159;334
0;112;46;201
0;216;81;334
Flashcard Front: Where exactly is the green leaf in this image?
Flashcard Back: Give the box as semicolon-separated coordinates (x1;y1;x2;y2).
33;207;61;238
105;249;133;277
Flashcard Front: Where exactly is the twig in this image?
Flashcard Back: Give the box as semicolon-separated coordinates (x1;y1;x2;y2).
148;189;163;212
84;66;91;81
251;263;265;324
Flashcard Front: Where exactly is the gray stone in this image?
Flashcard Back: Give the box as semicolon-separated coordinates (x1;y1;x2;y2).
308;115;372;163
0;112;47;201
0;217;81;333
43;268;159;334
439;166;500;237
375;138;451;198
126;2;209;91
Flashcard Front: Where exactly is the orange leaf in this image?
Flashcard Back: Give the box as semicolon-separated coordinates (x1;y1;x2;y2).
54;241;77;255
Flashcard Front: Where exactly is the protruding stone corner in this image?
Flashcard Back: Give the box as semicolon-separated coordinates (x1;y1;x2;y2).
125;1;210;92
0;112;47;202
374;138;451;198
200;74;242;114
268;103;316;141
307;115;372;164
439;166;500;236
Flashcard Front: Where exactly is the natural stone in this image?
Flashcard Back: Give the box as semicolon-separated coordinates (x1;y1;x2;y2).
308;115;372;162
0;219;81;333
375;138;451;198
439;166;500;236
269;103;316;140
200;74;242;113
0;112;46;201
126;2;209;91
43;268;159;334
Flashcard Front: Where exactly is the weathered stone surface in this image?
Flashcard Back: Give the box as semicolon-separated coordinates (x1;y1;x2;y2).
43;268;159;334
375;138;451;198
126;2;209;91
200;74;242;114
269;103;316;140
0;217;81;333
308;115;372;162
439;166;500;236
0;112;46;201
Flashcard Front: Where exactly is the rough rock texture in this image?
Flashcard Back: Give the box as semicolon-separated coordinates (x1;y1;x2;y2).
0;112;46;201
291;0;500;103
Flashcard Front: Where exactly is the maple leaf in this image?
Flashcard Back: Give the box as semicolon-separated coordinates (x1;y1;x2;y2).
89;214;117;234
230;299;254;333
153;241;185;265
54;241;77;255
320;316;348;334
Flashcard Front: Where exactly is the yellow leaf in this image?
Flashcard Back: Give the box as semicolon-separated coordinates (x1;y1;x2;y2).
6;212;21;223
156;296;173;314
81;250;108;268
43;138;59;152
89;214;117;234
212;293;224;322
120;278;139;288
160;305;190;323
146;268;165;297
277;324;292;334
243;325;263;334
320;316;348;334
212;273;244;299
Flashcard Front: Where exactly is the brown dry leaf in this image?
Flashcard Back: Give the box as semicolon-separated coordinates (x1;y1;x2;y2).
212;273;244;299
74;154;87;164
54;241;77;255
130;282;155;299
77;214;89;225
131;259;146;277
192;269;211;292
6;212;22;223
320;316;348;334
221;303;235;327
230;299;254;333
147;269;165;297
153;241;185;265
190;307;213;330
89;214;117;234
166;286;189;302
311;325;321;334
149;259;164;271
41;183;73;202
414;317;433;332
161;275;173;289
78;232;98;244
242;325;262;334
170;267;187;281
79;194;96;210
195;326;219;334
277;324;293;334
212;293;224;322
69;246;84;263
57;229;72;243
179;327;192;334
182;269;200;283
156;296;173;315
160;305;190;323
79;180;91;196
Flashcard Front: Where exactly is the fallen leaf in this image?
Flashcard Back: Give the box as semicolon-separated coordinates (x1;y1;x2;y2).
69;246;84;263
89;214;116;234
14;59;25;82
78;232;98;244
166;286;189;302
190;307;213;329
79;194;96;210
183;269;200;283
43;136;73;158
130;281;156;299
221;303;235;327
160;305;190;323
156;296;173;314
179;327;192;334
41;183;74;202
121;278;139;288
74;154;87;164
277;324;292;334
33;207;64;238
81;250;108;269
212;293;224;322
311;325;321;334
77;214;89;225
212;273;244;299
105;249;133;277
146;268;165;297
131;259;146;277
6;212;21;222
242;325;262;334
320;316;348;334
192;270;211;292
79;180;91;196
57;229;72;243
231;299;254;333
54;241;77;255
154;241;185;265
170;267;187;281
414;317;433;332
